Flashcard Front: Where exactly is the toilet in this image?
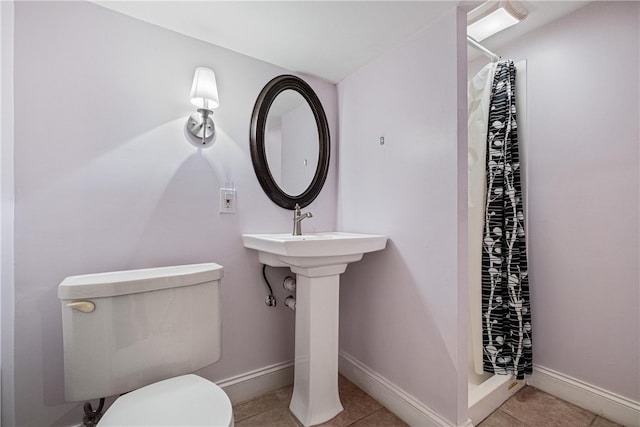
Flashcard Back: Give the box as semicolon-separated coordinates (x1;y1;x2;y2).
58;263;234;426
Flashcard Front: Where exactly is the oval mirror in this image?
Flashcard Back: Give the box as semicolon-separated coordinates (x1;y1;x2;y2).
250;75;330;209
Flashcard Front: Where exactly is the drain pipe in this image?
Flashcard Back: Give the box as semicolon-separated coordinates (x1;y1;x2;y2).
283;276;296;311
283;276;296;292
284;295;296;311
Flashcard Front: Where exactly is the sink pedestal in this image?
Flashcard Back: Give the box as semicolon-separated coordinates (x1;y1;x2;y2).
288;265;348;426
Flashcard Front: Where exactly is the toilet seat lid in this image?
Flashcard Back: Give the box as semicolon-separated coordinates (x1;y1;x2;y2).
98;374;233;427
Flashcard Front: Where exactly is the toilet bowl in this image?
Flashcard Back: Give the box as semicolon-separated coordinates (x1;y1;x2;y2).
58;263;232;426
99;375;233;427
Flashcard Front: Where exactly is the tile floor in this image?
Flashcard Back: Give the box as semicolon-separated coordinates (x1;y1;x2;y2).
479;386;622;427
233;375;406;427
233;376;622;427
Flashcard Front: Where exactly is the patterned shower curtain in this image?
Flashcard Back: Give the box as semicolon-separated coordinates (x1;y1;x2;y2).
481;60;532;380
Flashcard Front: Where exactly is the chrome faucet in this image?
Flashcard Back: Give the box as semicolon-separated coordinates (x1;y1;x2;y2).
293;204;313;236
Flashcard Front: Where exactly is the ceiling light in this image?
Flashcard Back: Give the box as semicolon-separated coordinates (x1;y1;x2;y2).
468;1;528;42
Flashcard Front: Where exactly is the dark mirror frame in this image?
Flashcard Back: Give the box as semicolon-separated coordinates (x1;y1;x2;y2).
250;75;330;210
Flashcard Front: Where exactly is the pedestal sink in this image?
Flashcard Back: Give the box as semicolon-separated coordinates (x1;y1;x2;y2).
242;232;387;426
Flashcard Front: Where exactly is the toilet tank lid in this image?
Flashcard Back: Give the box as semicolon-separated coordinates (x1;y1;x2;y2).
58;263;223;300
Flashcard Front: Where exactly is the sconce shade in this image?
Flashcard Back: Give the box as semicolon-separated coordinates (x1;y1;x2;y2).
190;67;219;110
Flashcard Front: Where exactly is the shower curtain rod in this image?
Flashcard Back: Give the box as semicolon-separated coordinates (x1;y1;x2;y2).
467;36;501;62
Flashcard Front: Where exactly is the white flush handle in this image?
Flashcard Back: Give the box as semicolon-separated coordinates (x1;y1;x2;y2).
67;300;96;313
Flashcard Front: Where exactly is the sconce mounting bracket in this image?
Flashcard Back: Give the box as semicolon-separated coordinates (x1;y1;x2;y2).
185;109;216;148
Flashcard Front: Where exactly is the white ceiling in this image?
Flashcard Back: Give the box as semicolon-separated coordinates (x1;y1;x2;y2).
92;1;591;83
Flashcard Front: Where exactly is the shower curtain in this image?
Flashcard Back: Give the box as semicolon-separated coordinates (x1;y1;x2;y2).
481;60;532;380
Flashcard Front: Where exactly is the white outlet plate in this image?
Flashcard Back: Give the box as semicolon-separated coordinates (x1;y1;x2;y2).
220;188;237;214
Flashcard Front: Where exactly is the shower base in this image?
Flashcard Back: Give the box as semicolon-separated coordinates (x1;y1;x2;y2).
468;372;525;425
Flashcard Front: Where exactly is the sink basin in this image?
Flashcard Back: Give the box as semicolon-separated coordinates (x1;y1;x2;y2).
242;232;387;258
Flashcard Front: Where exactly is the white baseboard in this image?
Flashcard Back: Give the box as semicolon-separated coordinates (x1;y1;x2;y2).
338;351;457;426
218;361;294;404
528;365;640;427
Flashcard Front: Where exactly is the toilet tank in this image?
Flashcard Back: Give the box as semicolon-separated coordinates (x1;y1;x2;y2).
58;263;223;402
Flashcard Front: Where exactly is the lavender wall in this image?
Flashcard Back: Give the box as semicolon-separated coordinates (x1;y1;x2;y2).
12;2;337;425
1;1;16;425
470;1;639;402
337;8;467;424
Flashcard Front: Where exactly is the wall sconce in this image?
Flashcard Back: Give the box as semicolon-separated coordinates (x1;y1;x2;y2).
467;1;528;42
186;67;219;148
